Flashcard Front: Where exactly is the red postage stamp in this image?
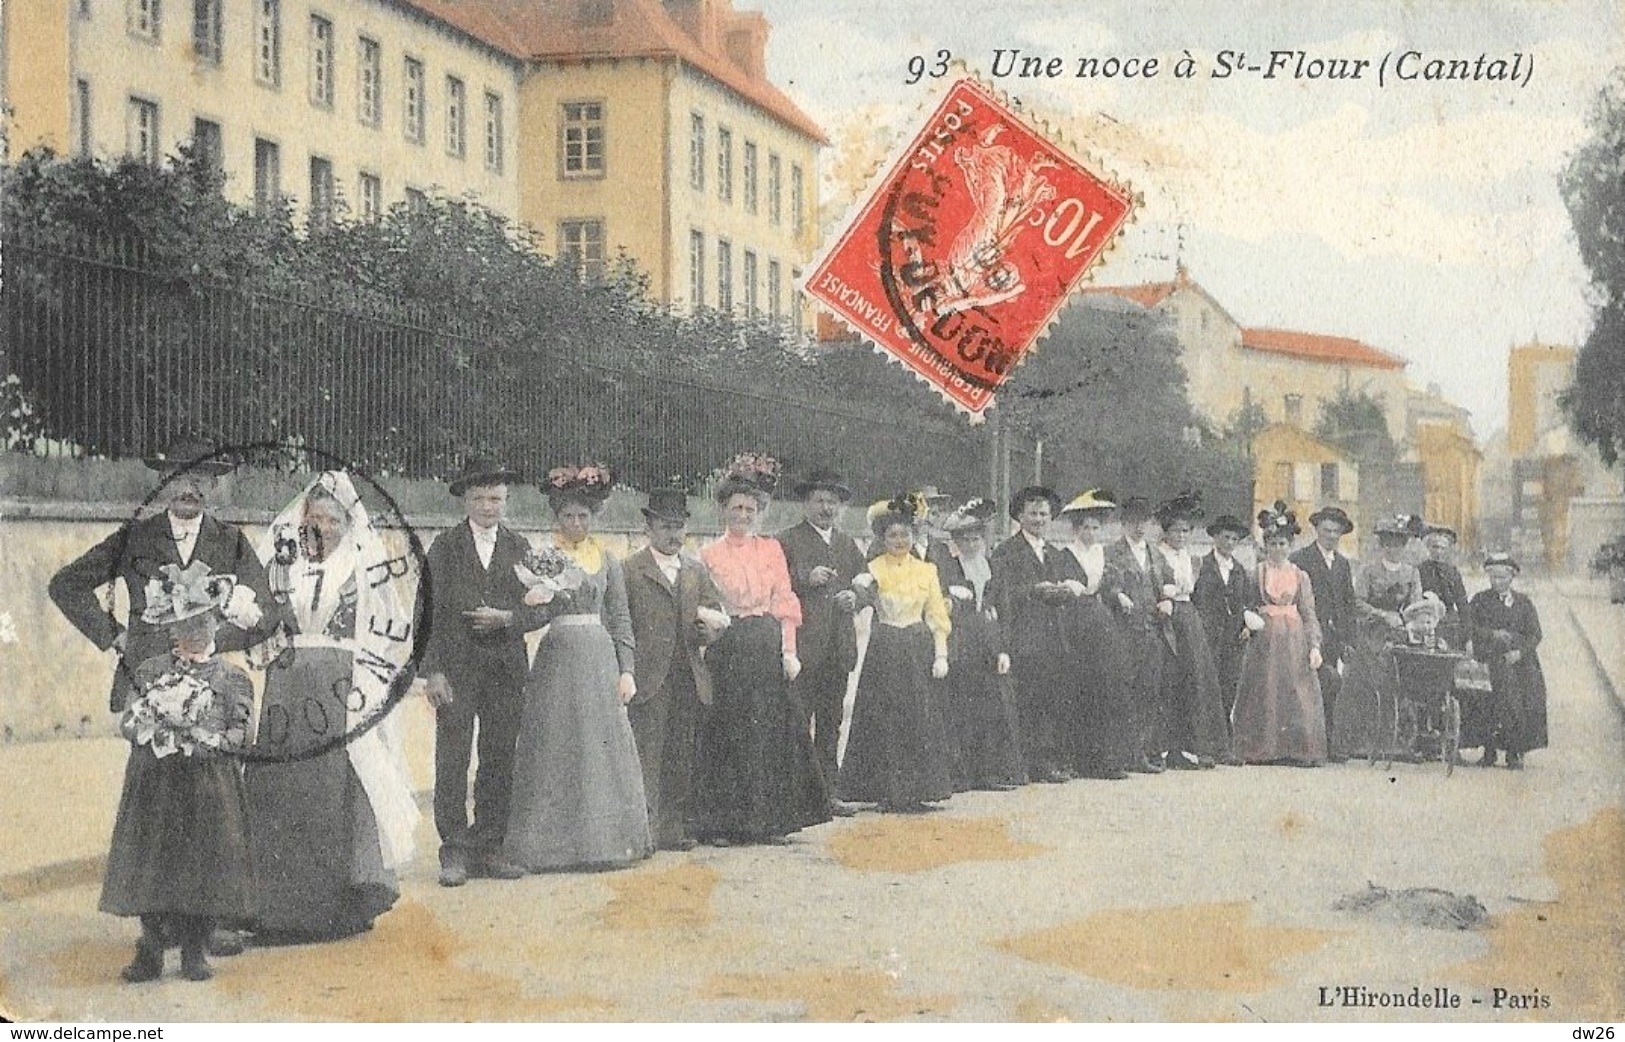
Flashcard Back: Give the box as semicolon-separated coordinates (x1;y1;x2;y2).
804;78;1135;418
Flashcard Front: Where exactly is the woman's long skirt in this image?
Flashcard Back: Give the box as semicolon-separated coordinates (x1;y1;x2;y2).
245;646;397;938
946;609;1026;790
1231;610;1328;764
693;616;830;841
1062;597;1134;774
1331;622;1410;760
839;622;957;806
504;616;652;871
100;747;254;920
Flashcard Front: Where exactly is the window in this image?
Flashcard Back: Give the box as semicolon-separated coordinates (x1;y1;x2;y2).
743;141;758;214
1283;393;1303;423
308;16;333;106
1320;462;1340;500
483;91;503;172
403;58;425;143
1293;462;1317;502
192;118;222;170
445;76;465;157
1274;462;1293;500
791;163;805;237
127;97;160;164
358;171;382;220
767;258;781;320
717;126;732;203
75;80;92;156
717;239;733;312
253;138;281;215
768;152;781;225
688;113;704;191
742;250;760;318
404;186;427;213
308;155;334;225
255;0;281;86
791;267;803;336
560;100;603;177
559;219;606;282
688;230;704;309
191;0;220;61
357;37;381;127
129;0;159;40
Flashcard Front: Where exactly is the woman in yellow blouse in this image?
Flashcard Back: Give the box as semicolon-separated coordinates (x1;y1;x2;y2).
838;498;956;811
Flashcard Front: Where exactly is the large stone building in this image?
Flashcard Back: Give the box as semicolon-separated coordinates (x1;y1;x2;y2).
2;0;823;324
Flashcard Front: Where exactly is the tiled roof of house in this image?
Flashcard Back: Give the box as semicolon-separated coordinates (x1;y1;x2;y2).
400;0;828;144
1241;327;1407;371
1075;280;1181;309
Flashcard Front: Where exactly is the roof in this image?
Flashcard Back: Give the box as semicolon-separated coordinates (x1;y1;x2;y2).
1241;327;1407;371
400;0;828;144
1075;280;1180;310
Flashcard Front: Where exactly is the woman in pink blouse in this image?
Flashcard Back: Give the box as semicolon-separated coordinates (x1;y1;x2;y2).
693;472;830;845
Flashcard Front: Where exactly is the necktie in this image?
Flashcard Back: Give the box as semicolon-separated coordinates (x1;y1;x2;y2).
309;569;325;615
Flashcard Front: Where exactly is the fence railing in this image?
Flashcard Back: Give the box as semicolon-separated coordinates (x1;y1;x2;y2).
1;234;1037;505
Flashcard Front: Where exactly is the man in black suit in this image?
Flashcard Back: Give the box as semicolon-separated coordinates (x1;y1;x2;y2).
777;469;867;808
50;439;278;714
624;488;729;850
1290;506;1357;751
415;459;554;887
1104;495;1175;773
990;485;1068;782
1192;514;1260;735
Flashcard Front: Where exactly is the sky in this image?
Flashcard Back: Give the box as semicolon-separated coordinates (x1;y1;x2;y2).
754;0;1625;436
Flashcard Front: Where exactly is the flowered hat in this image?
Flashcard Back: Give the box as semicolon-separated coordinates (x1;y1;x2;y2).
1375;513;1427;541
545;462;614;507
868;491;925;537
1155;490;1205;528
943;497;998;536
1257;500;1300;540
715;452;780;503
141;561;237;626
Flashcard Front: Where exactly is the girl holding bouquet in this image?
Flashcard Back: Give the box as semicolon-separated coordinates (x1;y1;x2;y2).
503;464;652;871
101;562;257;983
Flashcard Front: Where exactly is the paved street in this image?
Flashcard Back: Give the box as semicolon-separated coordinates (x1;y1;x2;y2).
1;584;1620;1023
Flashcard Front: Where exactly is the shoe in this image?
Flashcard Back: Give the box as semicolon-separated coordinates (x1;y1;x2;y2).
1196;756;1217;770
1218;754;1244;767
1137;756;1166;775
120;941;164;984
1506;752;1524;770
1165;752;1200;770
206;929;245;958
438;850;470;888
480;856;527;880
829;801;858;817
1476;747;1499;768
179;944;213;982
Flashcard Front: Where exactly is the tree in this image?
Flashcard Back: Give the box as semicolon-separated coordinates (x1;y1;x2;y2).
1560;68;1625;466
1315;386;1397;463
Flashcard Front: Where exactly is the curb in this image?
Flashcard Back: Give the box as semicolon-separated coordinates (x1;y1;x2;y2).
1566;601;1625;723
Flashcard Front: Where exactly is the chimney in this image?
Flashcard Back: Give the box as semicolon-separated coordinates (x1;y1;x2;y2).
724;11;768;78
664;0;720;53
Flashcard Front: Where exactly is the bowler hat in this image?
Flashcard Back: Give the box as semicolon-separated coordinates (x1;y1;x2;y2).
792;469;852;502
1206;514;1249;539
641;488;691;523
1424;524;1458;544
143;437;235;477
448;456;521;496
1308;506;1355;535
1483;551;1521;574
1009;485;1062;521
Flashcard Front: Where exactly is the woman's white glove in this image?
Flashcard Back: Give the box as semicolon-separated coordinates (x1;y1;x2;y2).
221;585;264;628
931;656;949;680
1061;579;1086;597
947;585;974;602
1309;647;1324;671
783;652;802;681
1161;583;1178;599
1243;610;1266;633
1117;592;1134;611
523;585;555;606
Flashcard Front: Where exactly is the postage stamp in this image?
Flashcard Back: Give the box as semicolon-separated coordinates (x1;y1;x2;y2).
804;77;1136;417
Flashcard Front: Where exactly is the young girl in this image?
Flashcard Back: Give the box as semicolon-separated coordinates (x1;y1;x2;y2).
100;561;257;983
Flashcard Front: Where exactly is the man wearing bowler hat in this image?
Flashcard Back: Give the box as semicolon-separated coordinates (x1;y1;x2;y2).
415;457;555;886
1105;494;1176;773
50;438;277;716
623;488;730;850
991;484;1070;782
1192;514;1262;733
1291;506;1358;751
777;469;868;806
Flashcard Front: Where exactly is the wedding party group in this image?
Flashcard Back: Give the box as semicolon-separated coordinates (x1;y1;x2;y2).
46;441;1551;985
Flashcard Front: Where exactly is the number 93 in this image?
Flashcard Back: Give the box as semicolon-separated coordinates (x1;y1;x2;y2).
905;49;951;85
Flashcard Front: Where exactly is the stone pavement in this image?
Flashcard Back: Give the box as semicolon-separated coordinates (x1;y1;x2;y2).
1557;576;1625;718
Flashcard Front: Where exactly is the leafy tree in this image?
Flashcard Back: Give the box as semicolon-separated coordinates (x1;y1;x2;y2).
1315;386;1397;463
1560;68;1625;466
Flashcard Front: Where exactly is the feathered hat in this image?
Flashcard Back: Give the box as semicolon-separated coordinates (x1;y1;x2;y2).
1374;513;1427;541
868;491;925;537
942;497;998;536
1060;488;1117;518
1154;489;1205;528
141;561;237;626
1256;500;1300;540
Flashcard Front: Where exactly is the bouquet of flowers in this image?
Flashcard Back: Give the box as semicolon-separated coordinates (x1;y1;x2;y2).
726;452;780;494
514;545;587;594
121;671;242;759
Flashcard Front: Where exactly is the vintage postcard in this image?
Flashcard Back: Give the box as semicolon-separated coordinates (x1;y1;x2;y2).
1;0;1623;1028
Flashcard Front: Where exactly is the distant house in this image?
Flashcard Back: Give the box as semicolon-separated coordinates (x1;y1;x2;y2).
1251;423;1362;534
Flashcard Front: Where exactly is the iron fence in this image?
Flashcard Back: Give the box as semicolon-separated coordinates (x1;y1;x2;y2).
1;234;1036;504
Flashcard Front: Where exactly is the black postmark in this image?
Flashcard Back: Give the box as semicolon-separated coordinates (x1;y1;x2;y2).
110;442;433;765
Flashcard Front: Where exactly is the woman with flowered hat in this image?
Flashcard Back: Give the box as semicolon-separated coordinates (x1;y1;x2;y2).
935;498;1026;790
1154;491;1233;769
694;454;829;844
839;494;956;810
503;464;652;871
1468;553;1548;769
1331;513;1425;761
101;562;256;983
246;472;418;942
1047;489;1134;780
1231;503;1328;766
